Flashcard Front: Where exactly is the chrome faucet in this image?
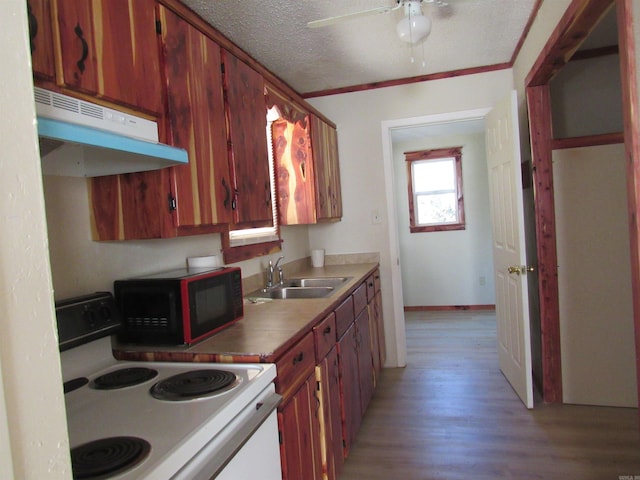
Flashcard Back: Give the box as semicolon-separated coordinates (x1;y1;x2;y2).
266;256;285;288
275;256;285;285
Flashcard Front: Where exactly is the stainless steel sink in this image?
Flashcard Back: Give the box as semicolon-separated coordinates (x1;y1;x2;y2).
247;277;351;300
283;276;351;288
266;286;334;299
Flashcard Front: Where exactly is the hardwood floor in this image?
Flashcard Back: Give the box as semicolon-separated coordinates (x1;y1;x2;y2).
339;311;640;480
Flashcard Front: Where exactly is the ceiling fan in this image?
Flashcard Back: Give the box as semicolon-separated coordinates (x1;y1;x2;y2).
307;0;448;44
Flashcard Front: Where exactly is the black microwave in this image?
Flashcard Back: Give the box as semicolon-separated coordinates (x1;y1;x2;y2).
114;267;243;345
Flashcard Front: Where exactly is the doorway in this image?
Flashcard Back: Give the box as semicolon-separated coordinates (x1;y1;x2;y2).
389;120;495;311
526;0;640;406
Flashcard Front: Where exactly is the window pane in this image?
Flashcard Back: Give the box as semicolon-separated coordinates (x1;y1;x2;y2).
413;159;455;192
417;193;457;224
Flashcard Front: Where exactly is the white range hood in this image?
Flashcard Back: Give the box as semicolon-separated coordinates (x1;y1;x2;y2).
34;87;188;177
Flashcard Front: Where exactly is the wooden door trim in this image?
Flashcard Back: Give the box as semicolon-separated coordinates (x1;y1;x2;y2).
525;0;619;403
616;0;640;407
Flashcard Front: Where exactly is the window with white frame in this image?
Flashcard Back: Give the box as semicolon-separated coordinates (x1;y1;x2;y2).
405;147;465;233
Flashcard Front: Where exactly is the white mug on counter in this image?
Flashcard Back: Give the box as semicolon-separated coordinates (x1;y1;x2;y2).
311;249;325;268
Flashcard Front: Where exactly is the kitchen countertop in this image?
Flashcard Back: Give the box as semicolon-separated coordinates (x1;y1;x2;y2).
113;263;379;364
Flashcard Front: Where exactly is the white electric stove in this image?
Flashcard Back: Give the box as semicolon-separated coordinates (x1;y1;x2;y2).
57;292;282;480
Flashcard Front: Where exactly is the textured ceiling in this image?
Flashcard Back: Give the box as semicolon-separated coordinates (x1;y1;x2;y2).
179;0;538;95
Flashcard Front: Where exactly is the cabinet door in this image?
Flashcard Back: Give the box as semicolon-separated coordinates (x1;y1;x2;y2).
159;6;233;232
373;289;386;372
54;0;162;114
222;50;273;227
355;308;374;414
273;117;316;225
89;169;173;240
369;292;382;385
310;115;342;221
337;322;361;456
317;347;344;480
28;0;55;81
278;375;323;480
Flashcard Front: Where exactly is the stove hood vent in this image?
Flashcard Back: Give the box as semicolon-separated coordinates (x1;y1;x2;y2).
34;87;188;177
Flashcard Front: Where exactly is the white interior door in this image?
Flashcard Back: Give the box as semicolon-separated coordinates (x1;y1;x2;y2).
485;90;534;409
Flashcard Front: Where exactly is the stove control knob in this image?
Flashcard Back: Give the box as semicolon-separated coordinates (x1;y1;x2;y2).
83;307;96;327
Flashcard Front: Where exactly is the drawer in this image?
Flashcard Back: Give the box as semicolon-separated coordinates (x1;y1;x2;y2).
275;331;316;401
353;282;368;317
313;312;336;362
373;269;381;294
335;295;354;339
366;273;376;302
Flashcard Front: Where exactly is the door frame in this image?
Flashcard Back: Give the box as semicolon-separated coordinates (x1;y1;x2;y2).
380;108;491;368
526;0;640;405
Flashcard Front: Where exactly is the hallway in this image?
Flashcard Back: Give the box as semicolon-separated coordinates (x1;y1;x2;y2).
338;311;640;479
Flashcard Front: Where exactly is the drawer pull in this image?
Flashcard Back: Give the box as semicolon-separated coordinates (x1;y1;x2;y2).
292;352;304;365
323;326;332;336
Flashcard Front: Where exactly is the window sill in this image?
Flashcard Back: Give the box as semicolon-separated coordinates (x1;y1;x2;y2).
222;239;282;264
410;223;466;233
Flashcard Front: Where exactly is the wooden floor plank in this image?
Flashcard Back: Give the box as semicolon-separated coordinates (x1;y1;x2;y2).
339;311;640;479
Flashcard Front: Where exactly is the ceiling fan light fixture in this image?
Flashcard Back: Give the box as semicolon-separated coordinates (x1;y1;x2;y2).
396;1;432;44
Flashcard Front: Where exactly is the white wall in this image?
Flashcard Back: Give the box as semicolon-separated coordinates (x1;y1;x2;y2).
0;2;71;478
554;144;637;407
393;132;495;307
551;54;623;138
307;69;513;366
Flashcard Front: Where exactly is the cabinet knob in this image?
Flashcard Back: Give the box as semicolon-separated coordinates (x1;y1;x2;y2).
292;352;304;365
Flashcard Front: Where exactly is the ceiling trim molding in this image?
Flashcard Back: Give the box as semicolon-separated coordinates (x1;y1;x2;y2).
302;63;512;99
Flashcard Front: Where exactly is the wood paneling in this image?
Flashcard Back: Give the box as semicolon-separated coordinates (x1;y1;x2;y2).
160;5;232;232
54;0;162;114
222;50;273;227
616;0;640;408
273;117;316;225
526;84;562;403
310;115;342;221
525;1;615;86
28;0;55;81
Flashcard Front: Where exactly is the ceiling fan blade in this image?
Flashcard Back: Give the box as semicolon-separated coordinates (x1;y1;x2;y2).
307;3;402;28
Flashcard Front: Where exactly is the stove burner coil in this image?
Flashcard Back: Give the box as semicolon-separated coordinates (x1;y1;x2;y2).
150;369;239;401
91;367;158;390
71;436;150;479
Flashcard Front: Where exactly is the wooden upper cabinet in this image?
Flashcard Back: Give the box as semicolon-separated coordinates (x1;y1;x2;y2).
53;0;162;115
159;6;233;232
28;0;56;81
221;50;273;228
269;86;343;225
310;114;342;221
273;116;316;225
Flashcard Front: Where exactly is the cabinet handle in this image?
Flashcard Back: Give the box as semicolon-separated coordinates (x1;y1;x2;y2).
74;23;89;74
265;180;271;207
27;2;37;53
222;177;231;209
323;326;332;336
292;352;304;365
232;189;238;211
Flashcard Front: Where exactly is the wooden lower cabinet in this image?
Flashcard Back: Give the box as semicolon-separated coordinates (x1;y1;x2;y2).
276;272;385;479
278;374;323;480
316;347;343;480
355;308;374;415
337;321;361;457
370;289;385;384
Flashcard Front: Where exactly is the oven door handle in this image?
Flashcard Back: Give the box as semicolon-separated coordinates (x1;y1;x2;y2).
173;392;282;480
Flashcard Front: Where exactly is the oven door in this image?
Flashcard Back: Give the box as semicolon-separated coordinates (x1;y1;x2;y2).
171;385;283;480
